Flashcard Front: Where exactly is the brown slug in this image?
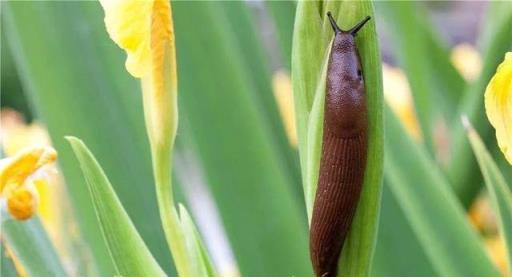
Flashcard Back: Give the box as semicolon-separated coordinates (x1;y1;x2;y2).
309;12;371;277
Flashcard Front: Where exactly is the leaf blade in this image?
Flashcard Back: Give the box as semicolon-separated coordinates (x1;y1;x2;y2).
384;107;499;277
1;217;67;277
465;120;512;273
178;204;217;277
173;2;312;275
67;137;165;277
447;1;512;206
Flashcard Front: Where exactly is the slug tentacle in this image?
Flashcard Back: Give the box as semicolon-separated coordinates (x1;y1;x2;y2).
309;13;370;277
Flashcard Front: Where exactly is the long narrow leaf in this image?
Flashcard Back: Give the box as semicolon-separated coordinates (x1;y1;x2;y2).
377;2;436;154
67;137;165;277
0;243;19;277
265;1;296;70
1;216;67;277
372;184;438;277
465;119;512;273
219;1;302;199
173;2;312;275
385;107;499;277
447;1;512;206
178;204;217;277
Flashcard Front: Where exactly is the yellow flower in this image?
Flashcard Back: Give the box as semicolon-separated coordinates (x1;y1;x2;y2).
99;0;177;148
451;43;482;81
485;52;512;164
0;146;57;220
382;64;421;140
99;2;197;277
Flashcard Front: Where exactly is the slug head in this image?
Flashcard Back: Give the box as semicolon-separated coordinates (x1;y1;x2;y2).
324;13;371;137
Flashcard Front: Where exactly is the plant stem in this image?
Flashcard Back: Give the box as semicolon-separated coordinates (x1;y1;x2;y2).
152;145;193;277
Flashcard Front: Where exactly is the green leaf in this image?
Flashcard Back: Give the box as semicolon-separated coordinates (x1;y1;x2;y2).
447;1;512;207
3;2;174;274
178;204;217;277
67;137;165;277
465;119;512;273
377;2;467;154
1;242;19;277
217;1;303;199
372;183;438;277
292;1;384;276
384;106;499;277
265;1;296;70
1;216;67;277
377;2;435;154
173;2;312;276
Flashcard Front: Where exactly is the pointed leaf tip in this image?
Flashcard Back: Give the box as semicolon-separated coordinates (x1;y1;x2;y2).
67;138;166;277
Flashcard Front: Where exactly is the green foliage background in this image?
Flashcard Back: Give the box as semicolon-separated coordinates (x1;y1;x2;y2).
1;1;511;277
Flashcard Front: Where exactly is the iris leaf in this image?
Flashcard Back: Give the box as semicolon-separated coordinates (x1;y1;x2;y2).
465;120;512;273
1;217;67;277
67;137;166;277
384;107;499;277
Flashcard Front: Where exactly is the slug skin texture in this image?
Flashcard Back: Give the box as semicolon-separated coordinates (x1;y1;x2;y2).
309;13;370;277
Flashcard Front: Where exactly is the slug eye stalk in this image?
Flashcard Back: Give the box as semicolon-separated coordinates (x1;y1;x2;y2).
326;12;371;36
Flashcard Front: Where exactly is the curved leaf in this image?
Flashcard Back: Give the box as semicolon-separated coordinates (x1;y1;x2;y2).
67;137;165;277
385;107;499;277
465;119;512;274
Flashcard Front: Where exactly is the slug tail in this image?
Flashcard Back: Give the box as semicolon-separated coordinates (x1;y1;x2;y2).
310;131;367;277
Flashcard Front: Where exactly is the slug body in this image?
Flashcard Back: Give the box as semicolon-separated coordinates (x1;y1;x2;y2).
310;13;370;277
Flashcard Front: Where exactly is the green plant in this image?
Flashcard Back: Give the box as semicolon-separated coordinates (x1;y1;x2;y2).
1;1;511;277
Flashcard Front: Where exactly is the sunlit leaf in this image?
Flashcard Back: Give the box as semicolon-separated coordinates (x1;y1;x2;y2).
67;137;165;277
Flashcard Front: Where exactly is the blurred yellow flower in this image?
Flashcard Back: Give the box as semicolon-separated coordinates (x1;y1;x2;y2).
272;70;298;147
468;193;498;234
486;236;508;275
451;43;482;81
485;52;512;164
382;64;421;140
1;109;76;271
0;146;57;220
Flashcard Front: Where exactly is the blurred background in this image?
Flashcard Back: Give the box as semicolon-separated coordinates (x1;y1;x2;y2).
1;1;509;277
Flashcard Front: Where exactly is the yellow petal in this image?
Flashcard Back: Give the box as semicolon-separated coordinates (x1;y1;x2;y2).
141;0;177;147
0;146;57;192
99;0;153;77
6;185;39;221
485;52;512;164
99;0;174;80
100;0;177;147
